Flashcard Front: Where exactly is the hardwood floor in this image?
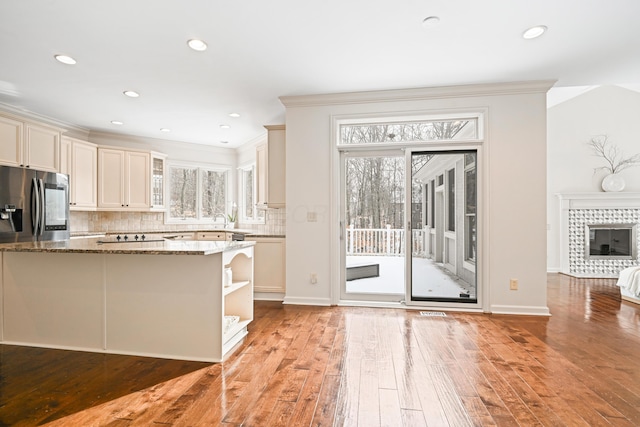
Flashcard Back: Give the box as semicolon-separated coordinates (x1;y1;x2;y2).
2;273;640;426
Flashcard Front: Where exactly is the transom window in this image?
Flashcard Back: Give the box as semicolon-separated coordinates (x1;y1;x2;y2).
168;164;229;223
340;118;478;145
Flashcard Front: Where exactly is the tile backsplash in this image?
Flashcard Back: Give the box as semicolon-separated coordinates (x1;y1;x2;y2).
70;208;286;236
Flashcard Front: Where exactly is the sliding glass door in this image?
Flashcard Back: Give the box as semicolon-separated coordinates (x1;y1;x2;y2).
340;151;405;302
339;149;478;305
407;150;477;304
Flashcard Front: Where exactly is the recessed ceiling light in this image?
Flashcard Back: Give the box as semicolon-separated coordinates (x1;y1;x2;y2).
160;128;171;132
229;113;241;118
220;124;230;129
123;90;140;98
54;54;76;65
187;39;208;51
422;16;440;27
523;25;547;39
111;120;124;125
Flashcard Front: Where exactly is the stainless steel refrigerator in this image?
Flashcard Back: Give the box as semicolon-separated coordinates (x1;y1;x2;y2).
0;165;70;243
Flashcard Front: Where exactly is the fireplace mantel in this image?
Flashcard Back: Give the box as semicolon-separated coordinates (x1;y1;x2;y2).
557;192;640;277
557;192;640;210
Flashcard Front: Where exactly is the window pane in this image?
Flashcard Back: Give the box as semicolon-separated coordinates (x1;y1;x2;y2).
465;169;476;215
430;179;435;227
447;169;455;232
466;215;476;262
465;153;477;263
170;167;197;219
340;119;477;144
244;168;254;218
201;170;226;219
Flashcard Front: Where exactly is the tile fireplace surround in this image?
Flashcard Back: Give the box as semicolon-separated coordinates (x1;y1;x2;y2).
558;192;640;278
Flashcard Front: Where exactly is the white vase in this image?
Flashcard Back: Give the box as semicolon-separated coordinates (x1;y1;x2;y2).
601;173;625;192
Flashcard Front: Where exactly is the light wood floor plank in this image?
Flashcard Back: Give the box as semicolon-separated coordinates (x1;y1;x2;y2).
379;387;403;427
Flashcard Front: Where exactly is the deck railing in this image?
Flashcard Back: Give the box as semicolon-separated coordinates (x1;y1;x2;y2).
346;226;426;256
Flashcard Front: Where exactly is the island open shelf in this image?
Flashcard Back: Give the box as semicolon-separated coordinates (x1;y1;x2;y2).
0;240;255;363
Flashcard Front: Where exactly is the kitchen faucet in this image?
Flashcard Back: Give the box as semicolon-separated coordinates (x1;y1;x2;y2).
214;213;227;226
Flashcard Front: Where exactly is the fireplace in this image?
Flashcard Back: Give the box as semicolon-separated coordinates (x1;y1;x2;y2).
558;193;640;278
585;224;637;260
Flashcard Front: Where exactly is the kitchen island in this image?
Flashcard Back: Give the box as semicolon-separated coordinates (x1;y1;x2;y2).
0;238;255;362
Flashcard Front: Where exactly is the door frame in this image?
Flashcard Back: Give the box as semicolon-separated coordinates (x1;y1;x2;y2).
329;111;489;312
404;147;484;310
338;149;406;304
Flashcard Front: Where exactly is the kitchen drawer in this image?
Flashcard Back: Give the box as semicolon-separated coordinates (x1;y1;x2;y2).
197;232;231;241
163;232;195;240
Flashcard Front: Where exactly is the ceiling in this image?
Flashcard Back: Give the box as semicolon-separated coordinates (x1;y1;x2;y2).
1;0;639;148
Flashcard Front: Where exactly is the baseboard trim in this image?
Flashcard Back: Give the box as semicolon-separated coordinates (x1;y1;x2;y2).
282;296;332;306
254;292;285;302
490;304;551;316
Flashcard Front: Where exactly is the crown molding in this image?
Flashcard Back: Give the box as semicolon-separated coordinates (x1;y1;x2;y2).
0;102;91;135
279;80;557;108
88;130;233;155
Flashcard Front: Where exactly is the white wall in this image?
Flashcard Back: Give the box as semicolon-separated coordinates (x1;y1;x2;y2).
281;81;553;315
547;86;640;272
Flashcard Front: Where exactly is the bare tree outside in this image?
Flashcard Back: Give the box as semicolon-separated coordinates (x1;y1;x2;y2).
201;170;226;219
169;166;227;221
170;167;197;219
343;120;470;230
340;120;473;145
346;156;404;229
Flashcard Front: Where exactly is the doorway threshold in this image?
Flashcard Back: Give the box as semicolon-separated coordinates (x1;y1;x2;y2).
337;299;485;313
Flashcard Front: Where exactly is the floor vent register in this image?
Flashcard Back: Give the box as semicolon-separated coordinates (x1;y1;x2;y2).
419;311;447;317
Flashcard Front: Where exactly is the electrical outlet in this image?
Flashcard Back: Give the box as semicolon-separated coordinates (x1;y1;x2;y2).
510;279;518;290
310;273;318;284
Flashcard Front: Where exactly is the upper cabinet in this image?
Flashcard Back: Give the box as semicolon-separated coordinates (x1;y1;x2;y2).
0;115;23;167
98;148;150;210
61;137;98;210
150;152;167;211
0;113;61;172
256;125;285;208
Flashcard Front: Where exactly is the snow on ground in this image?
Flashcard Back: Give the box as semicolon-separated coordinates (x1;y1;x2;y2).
346;255;475;299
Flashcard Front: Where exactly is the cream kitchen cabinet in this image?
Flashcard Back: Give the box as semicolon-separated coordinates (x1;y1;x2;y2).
0;113;61;172
252;237;286;293
0;115;23;167
150;153;167;211
256;125;285;208
61;137;97;209
2;242;255;362
98;148;150;210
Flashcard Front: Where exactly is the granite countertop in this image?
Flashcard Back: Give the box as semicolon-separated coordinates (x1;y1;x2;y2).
70;230;285;239
0;238;255;256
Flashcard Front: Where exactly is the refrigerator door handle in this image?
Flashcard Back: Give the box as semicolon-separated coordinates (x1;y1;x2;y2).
38;178;45;236
31;177;40;235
